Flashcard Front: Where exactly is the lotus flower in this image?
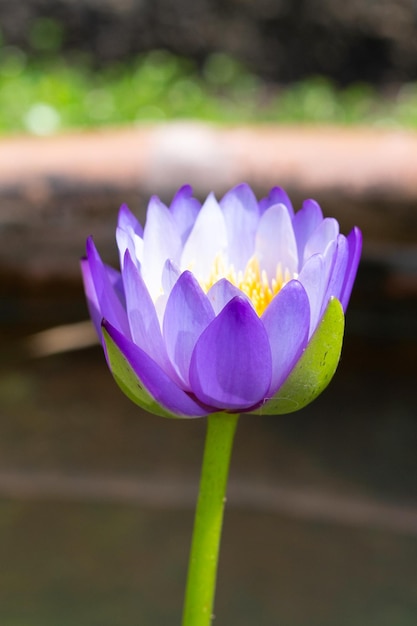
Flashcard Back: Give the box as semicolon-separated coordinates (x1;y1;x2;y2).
81;184;361;418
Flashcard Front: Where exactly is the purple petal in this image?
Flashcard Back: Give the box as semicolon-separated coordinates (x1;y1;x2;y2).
259;186;294;216
207;278;251;315
170;185;201;245
85;237;130;338
142;195;182;299
103;320;210;418
220;183;260;272
321;234;349;312
292;199;323;269
105;264;125;308
255;203;298;278
163;271;215;386
122;251;174;375
80;257;101;336
261;280;310;394
339;226;362;311
189;297;272;410
117;203;143;237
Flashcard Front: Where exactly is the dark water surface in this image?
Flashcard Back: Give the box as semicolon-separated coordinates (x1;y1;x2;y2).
0;290;416;625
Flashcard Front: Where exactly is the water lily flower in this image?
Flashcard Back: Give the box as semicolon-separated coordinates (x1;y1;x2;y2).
81;184;361;418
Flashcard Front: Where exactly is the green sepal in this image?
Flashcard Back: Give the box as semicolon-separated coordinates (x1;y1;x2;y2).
102;326;178;419
253;297;345;415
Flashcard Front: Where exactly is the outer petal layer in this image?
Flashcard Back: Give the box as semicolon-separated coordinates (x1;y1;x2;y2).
122;251;172;374
340;227;362;311
189;297;272;410
163;271;215;386
85;237;130;337
82;184;361;420
262;280;310;394
80;257;101;336
253;297;344;415
102;320;210;418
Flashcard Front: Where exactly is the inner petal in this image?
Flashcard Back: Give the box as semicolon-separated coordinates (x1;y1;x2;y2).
254;203;299;278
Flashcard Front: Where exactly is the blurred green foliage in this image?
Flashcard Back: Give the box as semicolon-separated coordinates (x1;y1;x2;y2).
1;41;417;135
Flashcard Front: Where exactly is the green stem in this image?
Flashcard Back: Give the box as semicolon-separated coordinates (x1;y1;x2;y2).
182;412;239;626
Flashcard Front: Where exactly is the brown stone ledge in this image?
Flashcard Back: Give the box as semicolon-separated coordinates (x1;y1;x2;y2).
1;123;416;283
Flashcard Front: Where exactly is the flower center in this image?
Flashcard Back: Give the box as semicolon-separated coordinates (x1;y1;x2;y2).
202;255;293;316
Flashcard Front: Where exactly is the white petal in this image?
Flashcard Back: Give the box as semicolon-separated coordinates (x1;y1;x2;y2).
292;199;323;267
116;227;143;270
161;259;181;297
180;192;228;282
142;196;182;300
298;241;337;337
220;183;259;273
297;254;325;338
303;217;339;263
254;204;298;279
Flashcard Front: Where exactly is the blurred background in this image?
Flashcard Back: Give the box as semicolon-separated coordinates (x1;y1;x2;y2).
0;1;416;625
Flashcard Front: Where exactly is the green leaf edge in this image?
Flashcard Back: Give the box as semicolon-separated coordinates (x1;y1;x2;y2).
252;297;345;415
102;326;179;419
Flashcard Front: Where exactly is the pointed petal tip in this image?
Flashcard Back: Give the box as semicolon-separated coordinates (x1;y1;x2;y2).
85;234;97;257
123;247;133;266
228;182;252;194
259;186;294;215
174;183;193;197
220;182;257;205
189;294;272;410
117;203;129;221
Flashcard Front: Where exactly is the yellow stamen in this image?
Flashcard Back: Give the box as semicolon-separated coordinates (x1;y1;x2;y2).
201;254;293;316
